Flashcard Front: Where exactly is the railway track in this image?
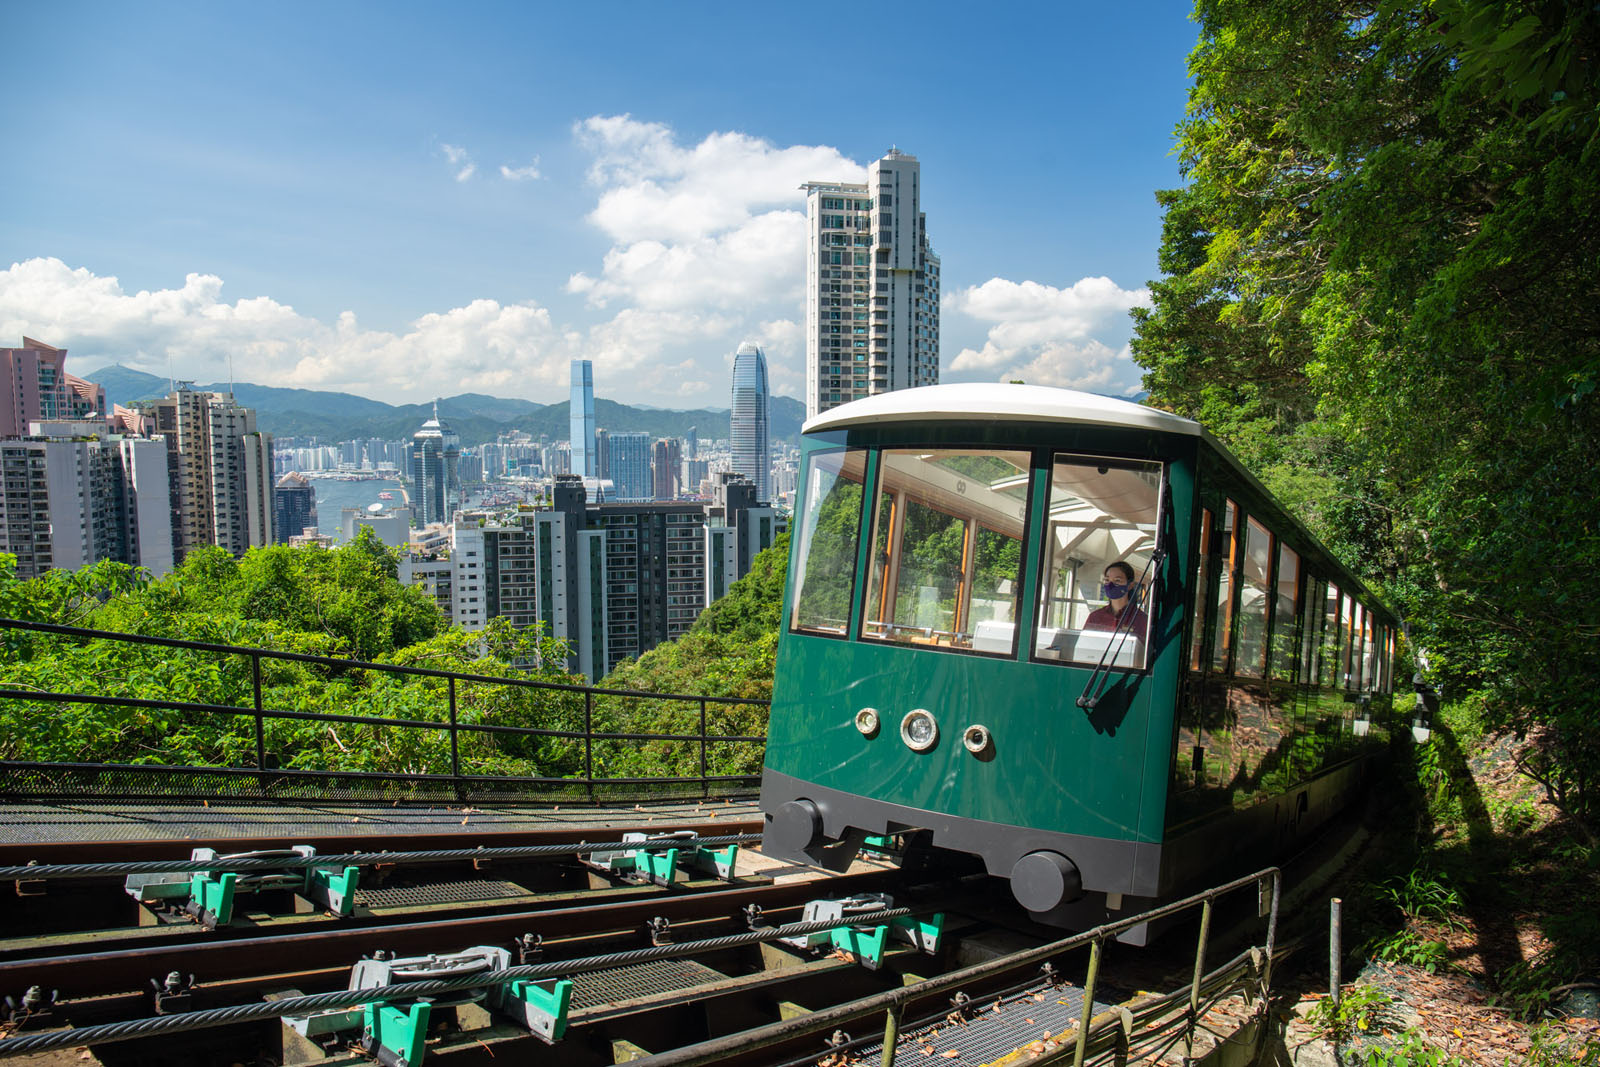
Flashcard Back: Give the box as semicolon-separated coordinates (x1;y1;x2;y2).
0;820;1319;1066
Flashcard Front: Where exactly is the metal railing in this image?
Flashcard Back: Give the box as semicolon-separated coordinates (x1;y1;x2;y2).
0;618;769;803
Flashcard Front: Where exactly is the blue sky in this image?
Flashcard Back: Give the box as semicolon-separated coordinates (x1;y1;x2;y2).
1;2;1199;408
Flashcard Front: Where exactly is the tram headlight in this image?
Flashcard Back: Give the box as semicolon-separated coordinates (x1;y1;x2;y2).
855;707;880;736
962;724;993;755
900;709;939;752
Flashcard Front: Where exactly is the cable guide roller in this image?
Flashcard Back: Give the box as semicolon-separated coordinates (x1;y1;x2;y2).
283;945;574;1064
583;831;739;886
778;893;944;971
123;846;358;928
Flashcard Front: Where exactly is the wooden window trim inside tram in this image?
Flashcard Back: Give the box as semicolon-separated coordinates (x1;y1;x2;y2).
859;447;1033;657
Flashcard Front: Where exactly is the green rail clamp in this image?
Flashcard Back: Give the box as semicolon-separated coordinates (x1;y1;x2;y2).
830;913;943;970
306;865;360;917
500;977;574;1043
684;842;739;880
860;834;895;859
640;847;681;886
187;871;237;928
360;1000;431;1067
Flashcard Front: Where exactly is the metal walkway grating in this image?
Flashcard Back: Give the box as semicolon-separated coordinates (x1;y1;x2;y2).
854;984;1109;1065
570;957;726;1011
356;876;531;909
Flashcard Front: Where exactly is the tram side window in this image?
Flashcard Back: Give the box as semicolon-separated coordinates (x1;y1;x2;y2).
1271;544;1301;681
1190;508;1213;670
1341;595;1356;690
861;449;1030;653
1301;577;1324;685
1235;517;1273;678
1034;455;1163;670
790;449;868;635
1211;500;1240;672
1321;586;1343;689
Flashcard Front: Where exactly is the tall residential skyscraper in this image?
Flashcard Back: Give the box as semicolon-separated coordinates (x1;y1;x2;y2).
131;385;274;560
273;471;318;543
607;432;652;501
569;359;596;478
729;341;770;502
410;401;461;526
651;437;682;501
2;337;105;436
803;149;940;419
0;421;174;580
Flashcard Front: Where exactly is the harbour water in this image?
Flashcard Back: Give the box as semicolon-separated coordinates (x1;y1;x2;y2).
310;477;406;538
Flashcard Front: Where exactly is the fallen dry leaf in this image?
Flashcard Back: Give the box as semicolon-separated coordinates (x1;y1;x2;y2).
941;1052;959;1060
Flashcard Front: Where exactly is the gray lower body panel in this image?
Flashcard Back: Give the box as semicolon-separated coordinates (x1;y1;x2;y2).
759;769;1164;899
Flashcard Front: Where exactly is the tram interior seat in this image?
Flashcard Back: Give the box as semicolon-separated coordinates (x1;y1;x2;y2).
1034;627;1143;669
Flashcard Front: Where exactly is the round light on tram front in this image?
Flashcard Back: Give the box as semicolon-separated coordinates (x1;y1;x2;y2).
900;709;939;752
855;707;880;736
963;724;992;755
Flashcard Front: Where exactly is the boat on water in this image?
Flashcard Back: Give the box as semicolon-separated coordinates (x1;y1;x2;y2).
378;491;394;500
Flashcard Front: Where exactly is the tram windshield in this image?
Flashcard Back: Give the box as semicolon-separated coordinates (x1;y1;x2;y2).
862;449;1031;653
1034;455;1163;670
790;449;868;635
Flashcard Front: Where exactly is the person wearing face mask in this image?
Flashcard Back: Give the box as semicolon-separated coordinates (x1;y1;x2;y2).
1084;560;1148;634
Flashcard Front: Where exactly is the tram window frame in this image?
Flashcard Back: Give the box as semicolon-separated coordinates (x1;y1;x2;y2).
1234;515;1273;679
858;447;1033;657
1270;542;1302;682
1030;453;1165;673
788;446;870;639
1210;499;1240;674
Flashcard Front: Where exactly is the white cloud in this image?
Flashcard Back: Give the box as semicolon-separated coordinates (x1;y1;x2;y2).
441;143;476;182
946;276;1151;394
499;158;541;181
0;258;578;402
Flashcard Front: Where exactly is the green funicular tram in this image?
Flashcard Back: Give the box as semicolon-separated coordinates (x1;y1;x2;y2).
760;384;1399;940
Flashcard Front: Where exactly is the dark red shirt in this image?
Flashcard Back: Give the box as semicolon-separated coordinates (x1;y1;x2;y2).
1084;604;1148;635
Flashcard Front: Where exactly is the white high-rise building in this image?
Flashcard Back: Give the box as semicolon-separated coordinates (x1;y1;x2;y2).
803;149;940;419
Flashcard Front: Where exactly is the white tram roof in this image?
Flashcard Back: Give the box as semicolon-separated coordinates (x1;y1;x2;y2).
802;383;1201;437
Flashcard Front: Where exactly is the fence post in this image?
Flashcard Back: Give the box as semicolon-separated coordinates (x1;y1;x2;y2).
699;698;709;799
251;653;265;774
448;676;461;786
585;691;594;803
1330;897;1343;1011
1185;895;1213;1060
880;1003;901;1067
1073;936;1102;1067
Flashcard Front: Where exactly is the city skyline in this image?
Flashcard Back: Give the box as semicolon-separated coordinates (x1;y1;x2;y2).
1;5;1197;409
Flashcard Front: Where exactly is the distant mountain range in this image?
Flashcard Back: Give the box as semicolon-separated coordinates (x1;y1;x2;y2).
83;365;808;447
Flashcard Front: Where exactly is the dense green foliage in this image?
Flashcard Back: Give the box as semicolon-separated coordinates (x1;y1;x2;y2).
0;534;586;783
591;534;788;781
1132;0;1600;837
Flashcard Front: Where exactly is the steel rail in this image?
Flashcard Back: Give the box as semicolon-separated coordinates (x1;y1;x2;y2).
0;757;760;789
0;817;763;867
0;905;920;1058
0;869;897;999
0;832;765;881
